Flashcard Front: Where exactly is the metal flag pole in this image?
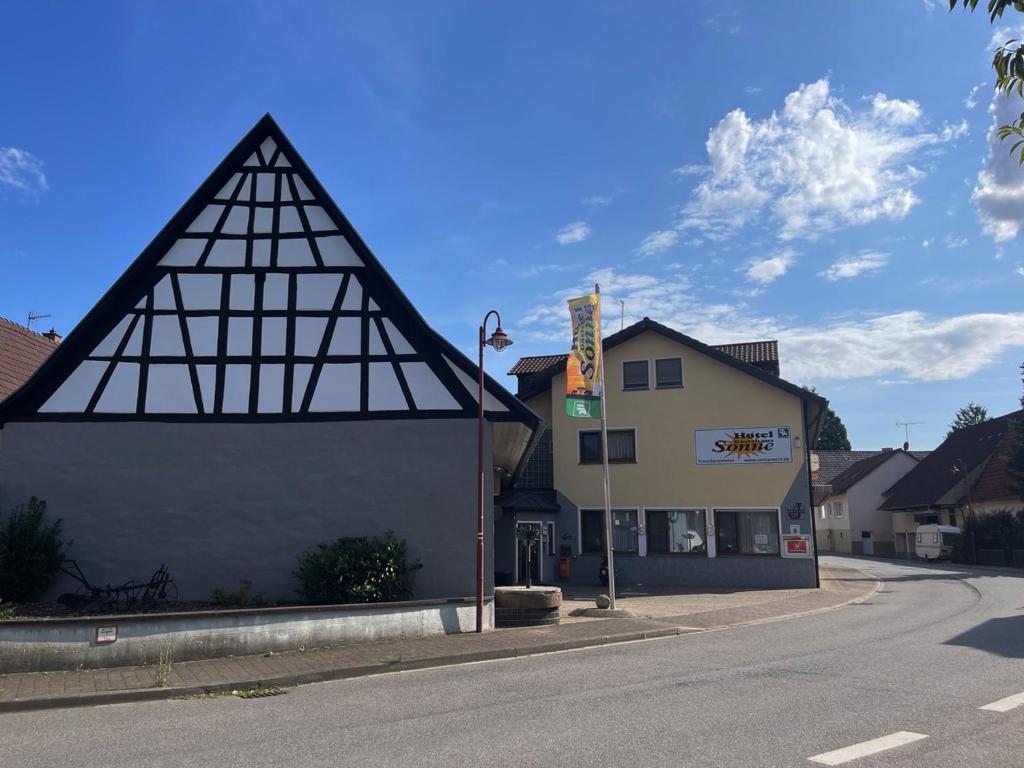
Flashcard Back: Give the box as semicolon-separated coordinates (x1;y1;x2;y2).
595;283;616;609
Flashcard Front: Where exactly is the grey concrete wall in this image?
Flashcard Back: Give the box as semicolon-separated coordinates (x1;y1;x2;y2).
0;598;491;673
567;552;816;589
0;420;491;602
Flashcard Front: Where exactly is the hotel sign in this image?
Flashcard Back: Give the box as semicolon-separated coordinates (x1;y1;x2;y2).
694;426;793;465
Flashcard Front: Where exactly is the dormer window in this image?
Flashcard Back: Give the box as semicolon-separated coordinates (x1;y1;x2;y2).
622;360;649;391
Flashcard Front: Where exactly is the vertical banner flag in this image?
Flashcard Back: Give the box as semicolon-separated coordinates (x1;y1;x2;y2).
566;293;602;418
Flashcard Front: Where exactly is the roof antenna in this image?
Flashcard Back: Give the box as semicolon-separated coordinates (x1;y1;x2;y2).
896;421;923;451
27;312;51;330
619;299;625;331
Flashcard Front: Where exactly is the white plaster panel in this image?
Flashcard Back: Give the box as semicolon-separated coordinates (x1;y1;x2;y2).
186;205;224;233
293;175;314;200
382;319;415;355
150;316;186;357
280;181;293;202
257;364;285;413
159;239;206;266
304;206;335;231
243;152;260;167
153;276;176;310
255;173;275;202
230;274;255;310
296;273;341;310
179;274;223;310
253;207;274;234
295;317;329;357
340;276;362;311
262;273;289;310
369;323;387;355
222;365;251;413
274;154;292;168
94;363;140;413
309;364;360;411
215;173;241;200
197;365;216;413
123;318;144;356
292;364;312;410
261;317;288;355
279;206;303;233
222;206;249;235
369;363;407;411
227;317;253;356
259;137;277;161
277;238;315;266
206;239;246;266
401;362;460;410
327;318;360;356
316;236;362;266
252;239;271;267
145;364;197;414
91;317;132;357
368;298;380;311
187;317;220;357
444;356;508;412
236;174;253;202
39;361;108;413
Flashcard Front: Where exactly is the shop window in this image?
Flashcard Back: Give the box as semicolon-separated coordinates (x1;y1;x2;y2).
580;508;639;554
714;509;780;555
646;509;706;554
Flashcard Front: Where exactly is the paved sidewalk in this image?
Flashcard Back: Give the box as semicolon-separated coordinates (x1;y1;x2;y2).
0;567;876;712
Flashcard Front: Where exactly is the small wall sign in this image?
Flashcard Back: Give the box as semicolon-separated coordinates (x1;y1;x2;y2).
782;534;812;558
95;626;118;644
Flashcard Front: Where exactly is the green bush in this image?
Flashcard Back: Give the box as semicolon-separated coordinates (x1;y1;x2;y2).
0;498;68;603
294;532;414;604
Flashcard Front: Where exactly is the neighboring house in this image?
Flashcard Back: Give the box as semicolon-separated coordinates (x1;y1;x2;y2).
500;317;827;590
0;115;541;610
815;449;919;556
882;410;1024;557
0;318;60;402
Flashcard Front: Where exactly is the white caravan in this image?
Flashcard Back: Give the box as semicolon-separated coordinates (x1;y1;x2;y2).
915;524;960;561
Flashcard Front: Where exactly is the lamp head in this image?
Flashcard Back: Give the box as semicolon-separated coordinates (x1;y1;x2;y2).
487;326;513;352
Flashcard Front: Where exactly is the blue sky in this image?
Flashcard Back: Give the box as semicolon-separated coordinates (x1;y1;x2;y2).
1;1;1022;449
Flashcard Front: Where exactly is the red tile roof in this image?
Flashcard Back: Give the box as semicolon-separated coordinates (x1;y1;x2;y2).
0;318;60;402
972;428;1020;504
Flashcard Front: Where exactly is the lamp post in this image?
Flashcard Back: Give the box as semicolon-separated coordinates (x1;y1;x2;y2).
477;311;512;632
953;458;977;564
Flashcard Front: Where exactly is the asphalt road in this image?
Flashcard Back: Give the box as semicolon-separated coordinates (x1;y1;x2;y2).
4;555;1024;767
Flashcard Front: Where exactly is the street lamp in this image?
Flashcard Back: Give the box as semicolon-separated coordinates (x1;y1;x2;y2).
952;458;977;563
477;310;512;632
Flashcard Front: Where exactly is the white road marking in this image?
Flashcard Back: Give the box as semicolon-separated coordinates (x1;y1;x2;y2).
980;691;1024;712
808;732;928;765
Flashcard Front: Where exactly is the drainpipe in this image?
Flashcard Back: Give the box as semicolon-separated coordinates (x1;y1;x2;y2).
804;400;821;589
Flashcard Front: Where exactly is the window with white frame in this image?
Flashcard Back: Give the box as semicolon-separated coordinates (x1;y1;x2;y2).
830;501;844;518
646;509;707;554
714;509;780;555
580;508;639;553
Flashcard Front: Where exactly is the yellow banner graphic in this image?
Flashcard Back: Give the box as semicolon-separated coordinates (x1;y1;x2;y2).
566;293;602;418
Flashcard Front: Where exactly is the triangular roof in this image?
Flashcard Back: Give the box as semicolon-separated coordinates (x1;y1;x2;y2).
512;317;825;410
881;410;1023;511
826;450;918;496
0;115;539;430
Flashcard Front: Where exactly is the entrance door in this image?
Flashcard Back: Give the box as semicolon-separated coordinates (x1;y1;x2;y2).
516;522;542;584
861;530;874;555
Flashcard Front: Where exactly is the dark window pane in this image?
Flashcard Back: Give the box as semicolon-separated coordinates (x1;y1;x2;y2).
622;361;649;390
581;510;604;553
612;509;638;552
607;429;636;462
646;510;668;553
715;509;779;555
579;431;601;463
655;357;683;388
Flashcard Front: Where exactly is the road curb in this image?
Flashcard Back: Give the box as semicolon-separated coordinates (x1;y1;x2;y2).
0;577;875;714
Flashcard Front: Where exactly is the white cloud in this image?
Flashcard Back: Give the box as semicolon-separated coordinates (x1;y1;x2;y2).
637;230;679;257
944;234;969;248
582;195;613;207
679;78;965;241
972;90;1024;242
744;86;763;95
0;147;48;194
555;221;590;245
964;83;985;109
820;251;889;281
673;163;710;176
745;249;795;284
1016;266;1024;277
521;263;577;278
519;267;1024;383
922;0;937;13
922;239;931;248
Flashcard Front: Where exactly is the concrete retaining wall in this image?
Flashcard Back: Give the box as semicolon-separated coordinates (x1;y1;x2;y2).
0;597;492;673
